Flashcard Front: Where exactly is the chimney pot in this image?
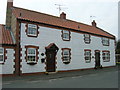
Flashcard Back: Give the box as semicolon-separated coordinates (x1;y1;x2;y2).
7;0;13;2
7;0;13;8
92;20;97;27
60;12;66;19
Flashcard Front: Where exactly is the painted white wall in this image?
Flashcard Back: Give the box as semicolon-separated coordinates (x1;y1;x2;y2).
0;49;15;74
20;23;116;73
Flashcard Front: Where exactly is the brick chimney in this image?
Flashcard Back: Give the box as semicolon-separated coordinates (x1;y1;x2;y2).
60;12;66;19
92;20;97;27
6;0;13;30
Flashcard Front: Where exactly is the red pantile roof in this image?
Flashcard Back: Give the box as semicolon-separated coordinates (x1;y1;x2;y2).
12;7;115;39
0;24;14;45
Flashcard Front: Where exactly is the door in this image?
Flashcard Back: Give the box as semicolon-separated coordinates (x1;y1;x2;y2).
45;43;59;72
95;51;101;68
46;50;56;72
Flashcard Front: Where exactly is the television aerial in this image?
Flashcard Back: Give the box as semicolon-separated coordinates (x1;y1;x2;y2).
55;4;68;15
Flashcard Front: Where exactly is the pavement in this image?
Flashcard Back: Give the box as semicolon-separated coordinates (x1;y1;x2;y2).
2;65;119;82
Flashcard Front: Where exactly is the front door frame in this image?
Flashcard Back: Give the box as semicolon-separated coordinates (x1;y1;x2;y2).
46;49;56;72
94;50;102;69
45;43;59;73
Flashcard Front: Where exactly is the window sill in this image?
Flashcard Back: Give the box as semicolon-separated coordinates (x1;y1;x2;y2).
102;44;109;46
103;60;110;62
85;43;90;44
63;61;70;64
0;62;4;65
85;61;91;63
63;39;70;41
27;62;37;65
27;34;38;38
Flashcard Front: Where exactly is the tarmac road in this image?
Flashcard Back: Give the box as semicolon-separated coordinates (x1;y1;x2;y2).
2;67;118;88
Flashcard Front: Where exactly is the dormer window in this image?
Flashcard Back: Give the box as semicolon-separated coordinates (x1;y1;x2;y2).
84;34;91;44
102;37;109;46
62;30;71;41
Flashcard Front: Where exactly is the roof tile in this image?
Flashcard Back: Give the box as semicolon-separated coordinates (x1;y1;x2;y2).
0;24;14;45
12;7;115;39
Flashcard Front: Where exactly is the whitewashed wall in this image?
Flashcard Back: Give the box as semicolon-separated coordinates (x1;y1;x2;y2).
20;23;116;73
0;49;15;74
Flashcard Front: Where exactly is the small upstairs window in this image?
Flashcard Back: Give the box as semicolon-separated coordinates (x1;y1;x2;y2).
102;37;109;46
0;48;4;63
62;30;71;41
27;24;38;37
84;34;91;44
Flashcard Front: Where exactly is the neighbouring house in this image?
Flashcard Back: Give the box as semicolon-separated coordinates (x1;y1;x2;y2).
0;0;116;76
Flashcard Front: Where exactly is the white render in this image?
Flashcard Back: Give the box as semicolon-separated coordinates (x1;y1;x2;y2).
0;49;15;74
20;23;116;74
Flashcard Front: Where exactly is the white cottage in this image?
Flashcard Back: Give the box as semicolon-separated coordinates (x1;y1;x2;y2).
0;0;116;76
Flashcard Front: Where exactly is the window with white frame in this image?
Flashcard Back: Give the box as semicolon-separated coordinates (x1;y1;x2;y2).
84;50;91;63
62;49;71;64
102;51;110;62
27;24;37;36
102;37;109;46
0;48;4;63
27;48;36;63
62;30;70;41
84;34;91;44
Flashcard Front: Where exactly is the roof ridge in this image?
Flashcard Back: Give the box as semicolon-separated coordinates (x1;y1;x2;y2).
13;6;61;19
13;6;92;27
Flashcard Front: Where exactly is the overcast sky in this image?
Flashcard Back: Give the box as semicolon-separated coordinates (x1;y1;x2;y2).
0;0;119;39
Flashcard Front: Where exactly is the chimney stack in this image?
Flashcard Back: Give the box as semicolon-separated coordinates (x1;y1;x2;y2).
60;12;66;19
92;20;97;27
7;0;13;8
6;0;13;30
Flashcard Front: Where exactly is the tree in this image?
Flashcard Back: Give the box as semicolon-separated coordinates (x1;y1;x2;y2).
116;39;120;54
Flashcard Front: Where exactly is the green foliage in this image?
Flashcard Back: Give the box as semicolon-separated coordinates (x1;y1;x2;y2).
116;39;120;54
